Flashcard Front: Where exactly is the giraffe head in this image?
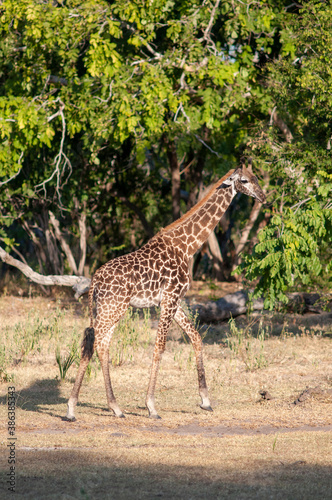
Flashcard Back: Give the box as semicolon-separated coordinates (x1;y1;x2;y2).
220;158;266;203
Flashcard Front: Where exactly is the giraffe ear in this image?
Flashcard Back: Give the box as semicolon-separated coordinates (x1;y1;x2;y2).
240;157;253;175
218;169;238;188
241;164;248;176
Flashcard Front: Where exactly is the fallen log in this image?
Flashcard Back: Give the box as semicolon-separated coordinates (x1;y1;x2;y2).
189;291;264;322
189;290;331;323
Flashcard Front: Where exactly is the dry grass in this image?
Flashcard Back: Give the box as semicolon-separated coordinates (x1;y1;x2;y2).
0;295;331;500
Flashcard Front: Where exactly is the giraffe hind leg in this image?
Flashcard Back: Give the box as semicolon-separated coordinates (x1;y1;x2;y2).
95;324;125;418
174;306;212;412
65;327;95;421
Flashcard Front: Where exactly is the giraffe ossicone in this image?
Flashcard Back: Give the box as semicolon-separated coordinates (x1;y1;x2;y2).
65;161;266;421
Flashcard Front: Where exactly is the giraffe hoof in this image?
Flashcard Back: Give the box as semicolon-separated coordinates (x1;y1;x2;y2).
62;416;76;422
149;414;162;420
200;404;213;412
117;413;125;418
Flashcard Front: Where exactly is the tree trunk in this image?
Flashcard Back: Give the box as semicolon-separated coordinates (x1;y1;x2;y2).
78;211;87;275
185;128;208;211
269;108;293;143
232;199;262;275
190;291;330;323
21;218;48;275
207;231;224;280
166;139;181;221
195;170;224;280
49;211;79;275
37;208;64;275
118;196;154;238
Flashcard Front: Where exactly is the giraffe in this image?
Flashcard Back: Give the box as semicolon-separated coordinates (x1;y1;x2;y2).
65;159;266;421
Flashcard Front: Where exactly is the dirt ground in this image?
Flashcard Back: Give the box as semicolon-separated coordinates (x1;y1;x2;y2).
0;289;331;500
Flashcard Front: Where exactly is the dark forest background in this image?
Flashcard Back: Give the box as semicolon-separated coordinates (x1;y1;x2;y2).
1;0;331;307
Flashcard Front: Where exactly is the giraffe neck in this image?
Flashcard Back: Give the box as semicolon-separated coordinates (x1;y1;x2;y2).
161;181;235;258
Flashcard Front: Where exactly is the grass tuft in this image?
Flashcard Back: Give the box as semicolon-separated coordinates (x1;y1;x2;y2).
225;317;269;371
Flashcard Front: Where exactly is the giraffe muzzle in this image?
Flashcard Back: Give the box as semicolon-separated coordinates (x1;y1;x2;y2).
256;191;266;204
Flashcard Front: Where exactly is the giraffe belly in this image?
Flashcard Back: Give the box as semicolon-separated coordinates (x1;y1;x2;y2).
129;290;162;308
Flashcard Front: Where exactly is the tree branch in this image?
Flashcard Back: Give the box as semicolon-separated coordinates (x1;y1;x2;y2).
36;100;72;203
0;244;91;298
166;139;181;221
207;231;223;280
49;211;79;275
232;199;262;273
203;0;221;41
78;211;87;276
0;167;22;187
47;75;68;86
0;152;23;187
118;197;154;238
269;108;293;143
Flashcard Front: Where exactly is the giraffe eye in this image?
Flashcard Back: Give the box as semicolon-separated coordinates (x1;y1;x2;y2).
240;179;249;184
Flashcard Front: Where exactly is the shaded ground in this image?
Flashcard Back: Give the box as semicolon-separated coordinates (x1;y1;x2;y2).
0;292;331;499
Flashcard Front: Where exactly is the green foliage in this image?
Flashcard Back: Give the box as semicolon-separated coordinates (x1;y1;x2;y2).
1;0;331;308
0;0;288;262
244;197;332;308
55;342;79;380
242;1;332;307
2;0;266;160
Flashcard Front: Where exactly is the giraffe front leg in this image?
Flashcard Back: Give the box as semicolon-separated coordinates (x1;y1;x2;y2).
145;344;163;419
146;302;176;419
174;306;212;412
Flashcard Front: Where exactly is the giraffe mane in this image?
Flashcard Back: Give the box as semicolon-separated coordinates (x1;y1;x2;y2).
160;169;236;234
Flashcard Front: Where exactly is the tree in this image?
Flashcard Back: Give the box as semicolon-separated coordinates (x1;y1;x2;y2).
5;0;323;303
240;0;332;307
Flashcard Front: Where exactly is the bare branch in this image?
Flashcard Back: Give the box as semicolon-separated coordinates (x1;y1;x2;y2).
47;110;63;122
183;57;209;72
12;46;27;52
290;197;311;213
0;244;91;298
203;0;221;41
0;237;28;265
20;219;48;273
174;102;191;124
78;211;87;276
0;152;23;187
118;197;154;238
93;82;113;103
285;3;303;11
49;211;78;275
0;167;22;187
36;101;72;203
194;134;221;157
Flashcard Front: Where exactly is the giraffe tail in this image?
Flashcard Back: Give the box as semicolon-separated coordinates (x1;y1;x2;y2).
81;327;95;359
81;278;96;359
